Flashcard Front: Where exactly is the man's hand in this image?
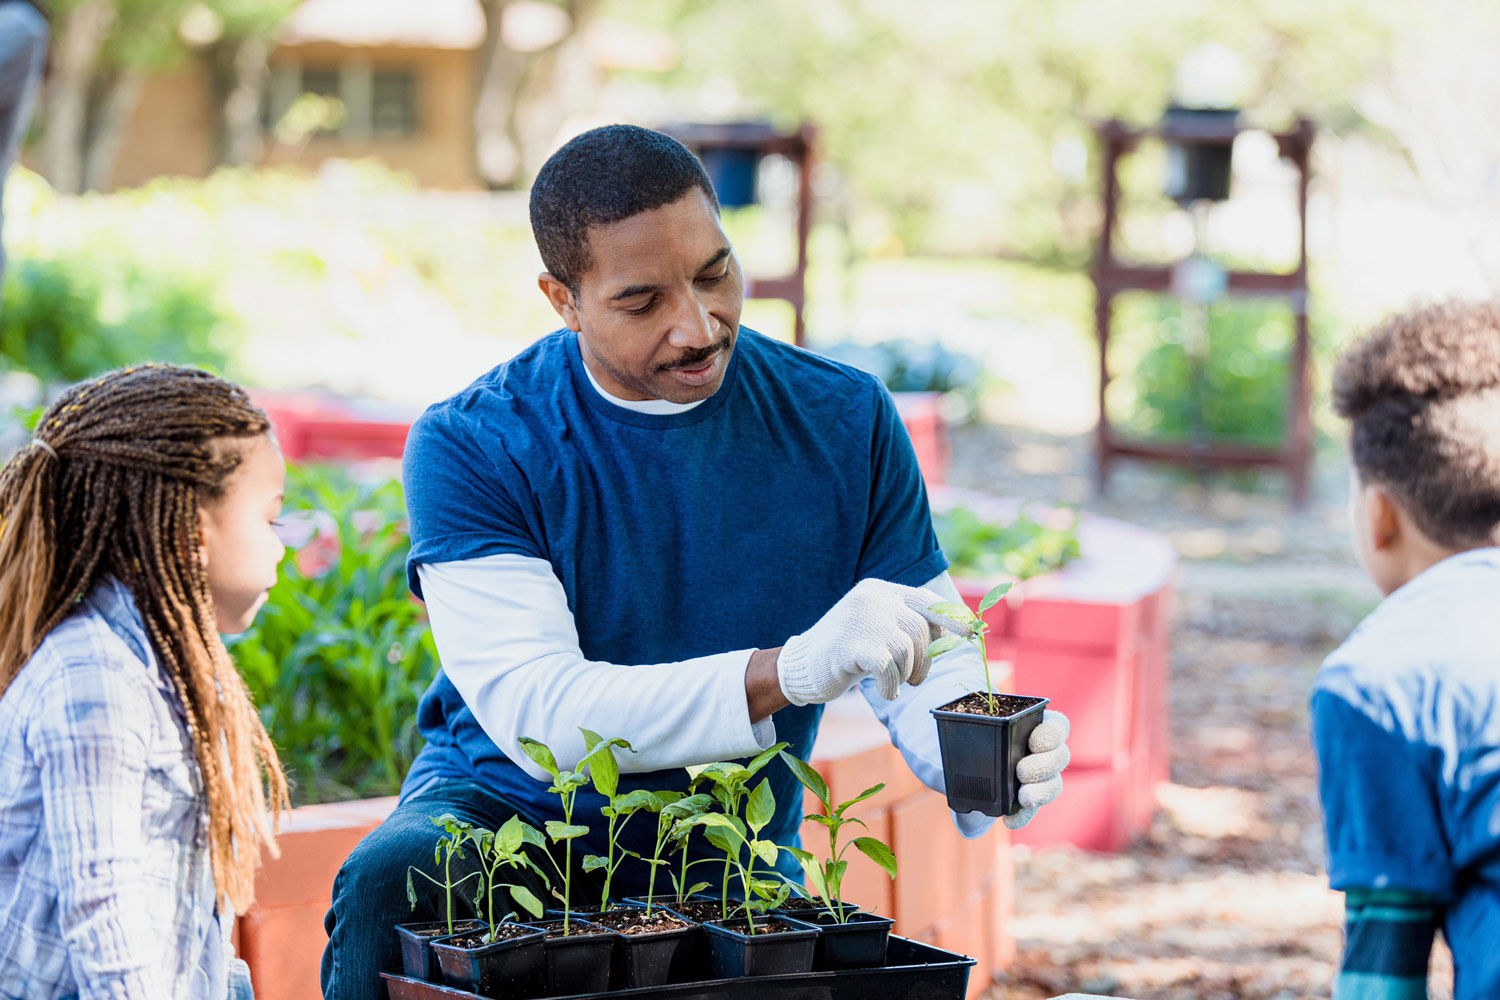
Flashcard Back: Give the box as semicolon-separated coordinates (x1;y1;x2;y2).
1003;710;1071;830
775;578;974;706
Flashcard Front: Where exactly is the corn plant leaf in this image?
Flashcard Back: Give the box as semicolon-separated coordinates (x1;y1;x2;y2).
545;821;588;842
927;635;966;658
978;582;1014;613
510;885;543;918
777;751;830;808
852;837;898;879
517;738;559;780
745;780;776;834
928;601;977;624
582;854;609;873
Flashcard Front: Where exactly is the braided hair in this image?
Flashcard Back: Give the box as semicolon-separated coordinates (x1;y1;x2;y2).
0;364;290;912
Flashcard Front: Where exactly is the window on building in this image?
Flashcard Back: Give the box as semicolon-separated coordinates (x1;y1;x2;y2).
262;63;420;140
372;70;418;137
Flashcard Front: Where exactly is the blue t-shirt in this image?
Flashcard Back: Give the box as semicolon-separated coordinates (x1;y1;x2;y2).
401;328;946;893
1311;547;1500;1000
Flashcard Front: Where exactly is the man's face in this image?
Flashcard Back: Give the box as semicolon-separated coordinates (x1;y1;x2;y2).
539;188;744;403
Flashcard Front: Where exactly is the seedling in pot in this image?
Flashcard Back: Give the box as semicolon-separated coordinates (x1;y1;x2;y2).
473;815;549;941
406;813;485;936
684;742;788;919
778;752;897;923
679;779;791;935
640;790;714;915
517;732;610;934
928;581;1013;715
573;728;655;911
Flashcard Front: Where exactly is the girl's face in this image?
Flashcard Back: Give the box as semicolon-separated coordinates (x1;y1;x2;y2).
199;434;287;634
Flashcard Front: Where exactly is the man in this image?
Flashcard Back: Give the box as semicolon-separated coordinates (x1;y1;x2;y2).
321;125;1071;999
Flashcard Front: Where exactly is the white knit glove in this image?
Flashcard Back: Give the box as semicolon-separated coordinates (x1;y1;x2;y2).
777;579;975;706
1002;709;1072;830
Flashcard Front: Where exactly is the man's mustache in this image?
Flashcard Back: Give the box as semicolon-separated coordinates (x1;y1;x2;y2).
658;339;728;373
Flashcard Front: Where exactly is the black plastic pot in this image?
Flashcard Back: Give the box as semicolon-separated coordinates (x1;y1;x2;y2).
931;693;1049;816
394;920;485;982
587;903;706;988
429;924;546;999
797;910;893;970
383;933;976;999
703;915;818;979
529;917;620;997
624;892;725;924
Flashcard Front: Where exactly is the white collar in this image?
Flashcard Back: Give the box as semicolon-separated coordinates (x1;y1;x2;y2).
581;356;706;414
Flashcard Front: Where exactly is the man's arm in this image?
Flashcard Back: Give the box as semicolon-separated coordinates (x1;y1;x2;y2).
1334;888;1440;1000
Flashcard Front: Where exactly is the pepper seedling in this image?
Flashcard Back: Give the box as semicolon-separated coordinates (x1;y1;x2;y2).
779;752;897;923
678;779;790;935
473;815;549;941
928;581;1013;715
636;790;714;915
684;741;788;918
516;733;608;934
577;728;655;910
406;813;485;935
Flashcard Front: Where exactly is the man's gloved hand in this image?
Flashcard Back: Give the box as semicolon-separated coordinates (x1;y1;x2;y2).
777;578;974;706
1003;709;1071;830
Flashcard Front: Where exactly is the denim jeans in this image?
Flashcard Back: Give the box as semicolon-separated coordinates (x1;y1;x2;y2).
320;777;598;1000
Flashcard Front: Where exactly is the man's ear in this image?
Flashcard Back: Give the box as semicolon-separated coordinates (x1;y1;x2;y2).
1365;484;1402;552
538;273;582;332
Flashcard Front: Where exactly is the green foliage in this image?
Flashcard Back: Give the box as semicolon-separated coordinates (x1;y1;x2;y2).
780;752;896;923
1106;295;1293;448
472;816;550;942
933;505;1081;581
226;464;435;805
406;813;485;935
928;584;1012;714
0;254;236;383
640;791;713;914
577;730;644;909
682;743;789;925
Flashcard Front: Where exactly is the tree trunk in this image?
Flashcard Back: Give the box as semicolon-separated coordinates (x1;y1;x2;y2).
80;69;143;192
42;0;114;194
210;33;272;168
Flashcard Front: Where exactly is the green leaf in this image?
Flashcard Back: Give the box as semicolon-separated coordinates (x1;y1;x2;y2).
612;789;660;814
978;582;1014;613
750;839;779;867
510;885;544;918
784;846;816;865
745;780;776;834
928;601;977;624
927;635;966;658
852;837;898;879
745;740;791;776
517;738;560;780
836;783;886;814
803;813;833;827
497;816;524;855
661;793;712;820
777;752;830;808
801;858;830;904
685;881;712;898
582;854;609;872
518;823;546;849
579;728;603;752
545;821;589;842
586;742;620;799
405;868;417;908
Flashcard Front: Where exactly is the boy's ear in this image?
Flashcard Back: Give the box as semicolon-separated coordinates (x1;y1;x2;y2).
1365;484;1402;552
538;273;582;332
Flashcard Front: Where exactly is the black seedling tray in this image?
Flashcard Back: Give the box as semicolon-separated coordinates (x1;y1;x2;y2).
383;935;974;1000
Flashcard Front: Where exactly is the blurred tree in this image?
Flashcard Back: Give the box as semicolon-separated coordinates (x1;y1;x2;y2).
203;0;300;168
473;0;600;189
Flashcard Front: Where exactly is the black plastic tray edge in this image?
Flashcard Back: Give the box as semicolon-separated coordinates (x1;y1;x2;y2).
380;935;975;1000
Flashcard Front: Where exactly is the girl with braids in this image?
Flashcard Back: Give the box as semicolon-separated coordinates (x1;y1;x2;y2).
0;364;291;1000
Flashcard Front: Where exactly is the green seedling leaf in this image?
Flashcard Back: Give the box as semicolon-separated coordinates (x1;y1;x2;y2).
750;839;779;867
582;854;609;873
406;868;417;908
661;793;711;820
927;634;966;658
685;881;712;897
612;789;661;813
585;744;619;799
651;790;685;809
545;821;588;842
517;738;560;780
560;772;589;792
497;816;525;855
784;846;816;865
978;582;1014;613
803;813;833;827
511;885;543;918
838;783;886;812
852;837;898;879
777;752;830;808
518;823;546;849
579;728;604;752
745;740;791;776
928;601;977;624
745;780;776;834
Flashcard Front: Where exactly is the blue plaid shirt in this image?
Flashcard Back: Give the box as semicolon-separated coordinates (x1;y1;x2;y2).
0;577;230;1000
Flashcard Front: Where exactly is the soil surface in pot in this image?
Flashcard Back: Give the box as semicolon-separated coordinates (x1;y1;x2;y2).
540;921;611;939
439;924;538;948
940;692;1045;717
405;920;483;938
662;900;728;922
589;908;694;936
772;897;826;915
714;917;801;935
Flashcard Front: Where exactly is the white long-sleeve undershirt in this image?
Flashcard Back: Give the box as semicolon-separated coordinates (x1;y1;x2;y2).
416;555;999;838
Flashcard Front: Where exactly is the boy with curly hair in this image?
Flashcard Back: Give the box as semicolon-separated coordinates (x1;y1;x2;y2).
1315;300;1500;1000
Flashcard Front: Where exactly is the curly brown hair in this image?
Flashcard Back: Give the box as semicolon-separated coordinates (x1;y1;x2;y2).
0;364;289;912
1332;299;1500;549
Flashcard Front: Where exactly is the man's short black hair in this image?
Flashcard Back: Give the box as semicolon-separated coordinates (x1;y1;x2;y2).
530;125;719;293
1333;299;1500;548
